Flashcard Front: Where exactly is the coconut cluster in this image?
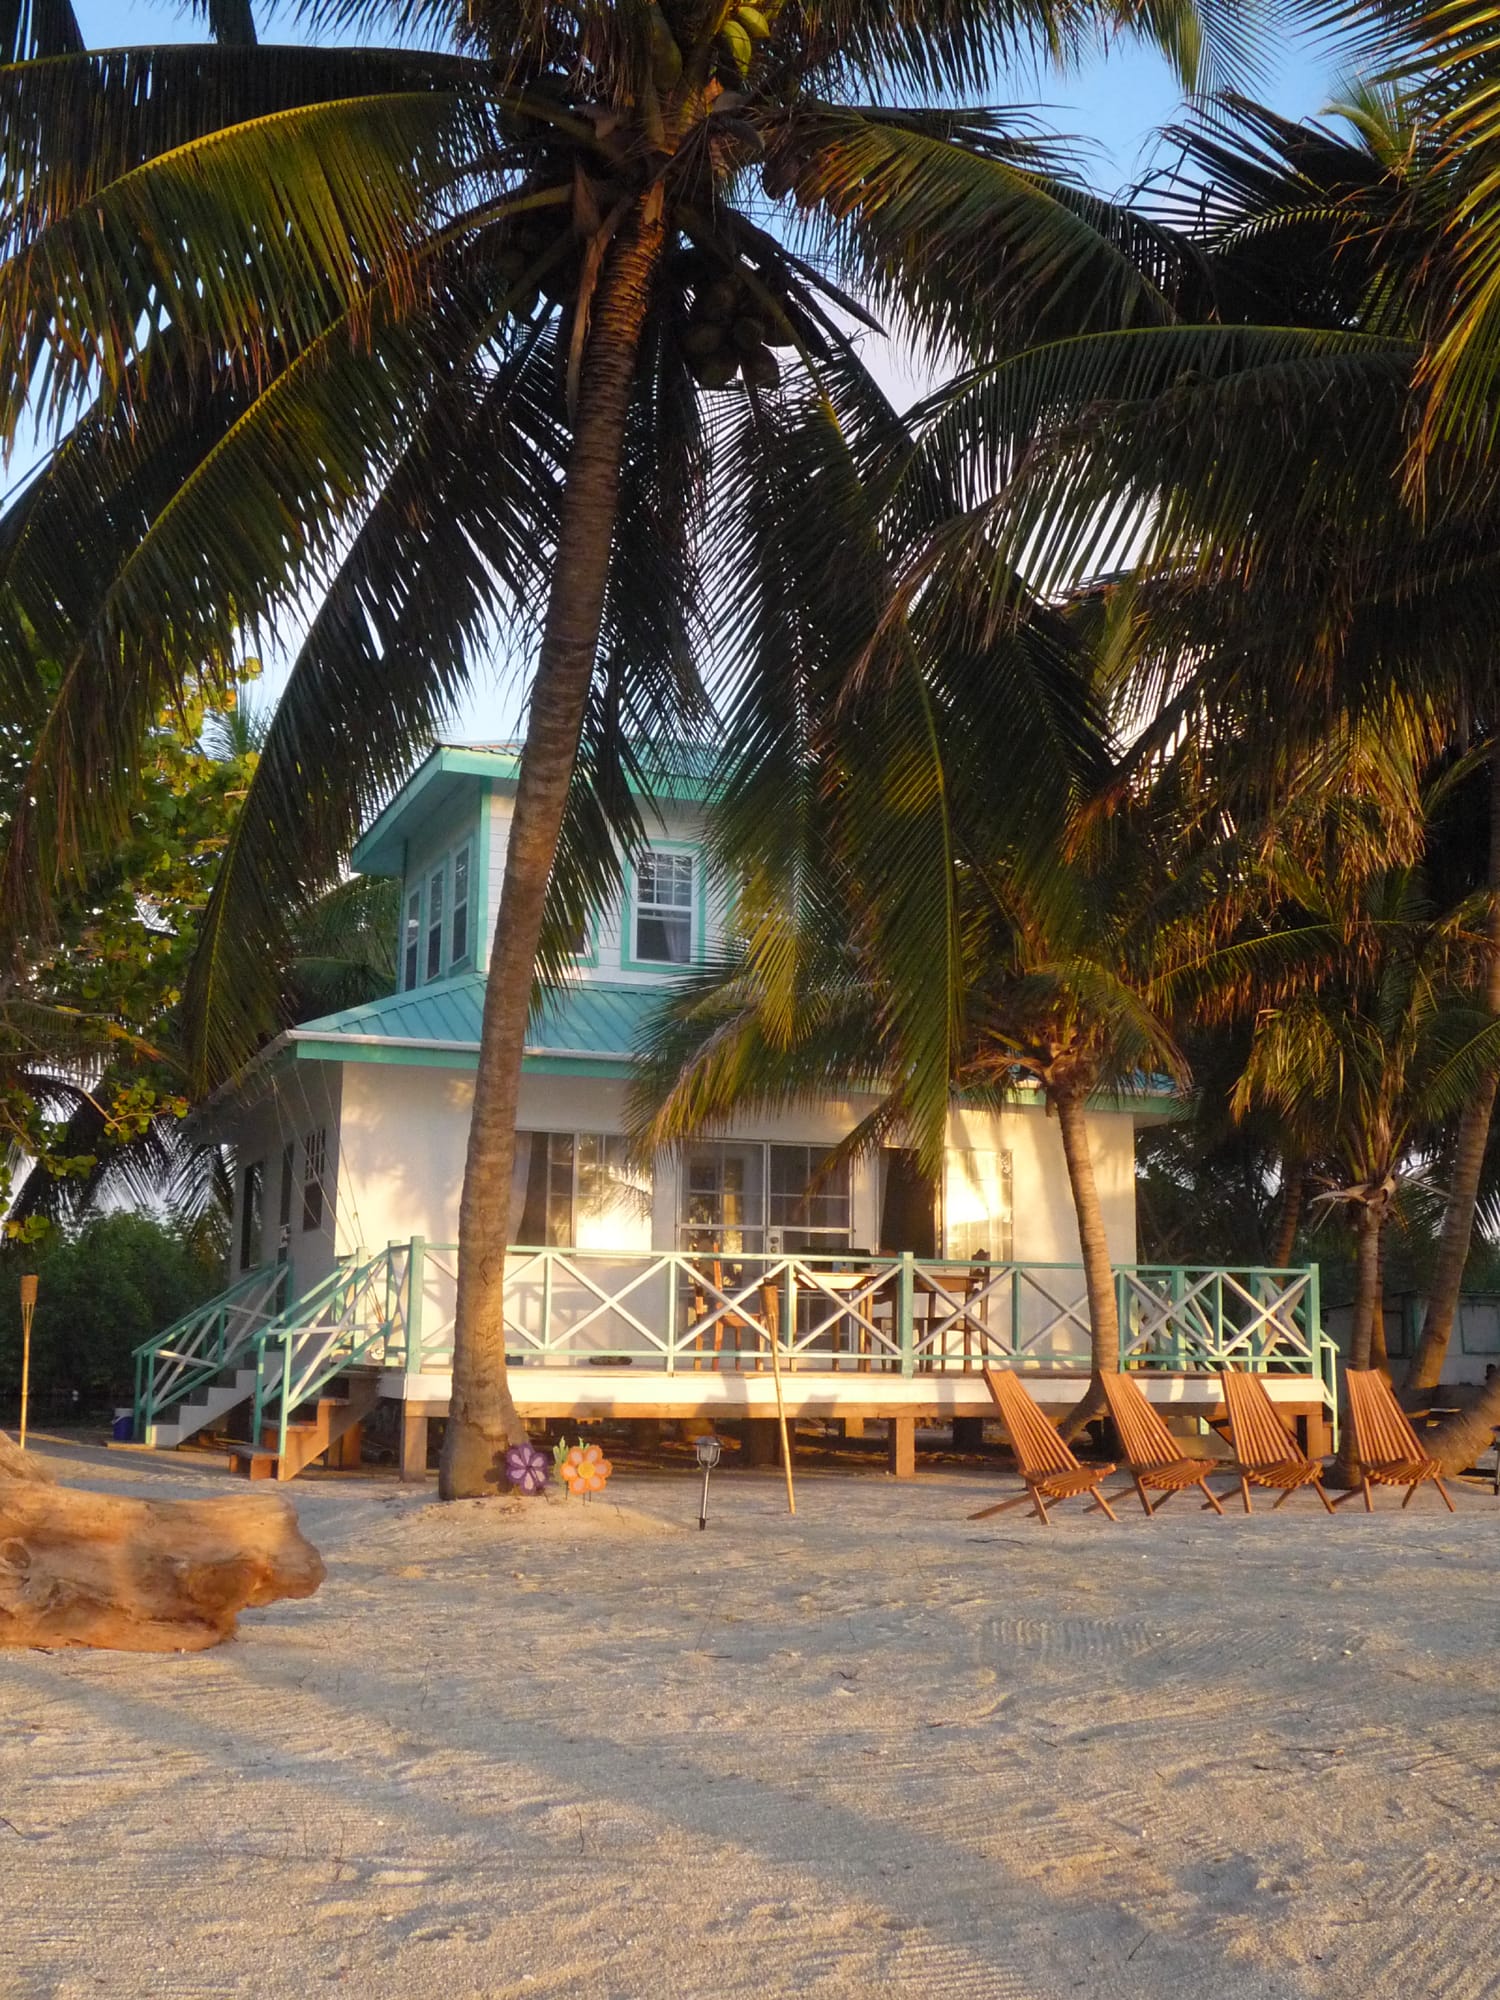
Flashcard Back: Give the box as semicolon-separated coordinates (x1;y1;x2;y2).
675;256;792;390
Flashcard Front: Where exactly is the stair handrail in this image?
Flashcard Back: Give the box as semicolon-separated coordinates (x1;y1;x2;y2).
132;1262;285;1441
249;1246;402;1464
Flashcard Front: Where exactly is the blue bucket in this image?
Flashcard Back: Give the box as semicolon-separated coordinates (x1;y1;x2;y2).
111;1410;133;1442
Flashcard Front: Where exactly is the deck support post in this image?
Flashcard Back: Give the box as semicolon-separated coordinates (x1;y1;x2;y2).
887;1415;916;1479
841;1417;865;1440
1301;1407;1332;1460
742;1419;782;1467
400;1408;430;1482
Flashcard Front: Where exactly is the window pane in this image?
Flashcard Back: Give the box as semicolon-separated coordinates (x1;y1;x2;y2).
944;1148;1012;1260
302;1128;327;1233
239;1161;263;1271
767;1145;850;1250
546;1133;575;1246
679;1142;763;1253
451;846;470;963
278;1142;295;1237
404;891;421;990
426;867;445;979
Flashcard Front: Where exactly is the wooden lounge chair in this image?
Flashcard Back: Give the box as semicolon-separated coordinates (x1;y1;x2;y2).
1101;1373;1226;1517
1337;1369;1455;1512
969;1368;1119;1525
1220;1370;1334;1514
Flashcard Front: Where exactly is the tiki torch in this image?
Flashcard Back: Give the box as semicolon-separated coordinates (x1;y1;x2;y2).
18;1273;37;1449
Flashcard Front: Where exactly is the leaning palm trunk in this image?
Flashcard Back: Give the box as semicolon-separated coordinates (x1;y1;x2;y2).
1423;1368;1500;1475
1050;1083;1121;1442
1408;744;1500;1394
441;204;667;1500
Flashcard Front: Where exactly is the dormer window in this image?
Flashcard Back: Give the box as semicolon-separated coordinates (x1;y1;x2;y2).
634;850;694;965
426;865;445;981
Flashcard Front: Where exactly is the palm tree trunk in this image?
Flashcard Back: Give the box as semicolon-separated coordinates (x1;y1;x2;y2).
1269;1158;1304;1267
1407;740;1500;1393
1050;1082;1121;1442
1336;1202;1383;1483
440;201;667;1500
1422;1368;1500;1476
1369;1222;1389;1372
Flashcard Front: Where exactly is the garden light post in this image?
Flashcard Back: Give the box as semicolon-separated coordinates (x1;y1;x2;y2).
695;1431;722;1530
18;1273;37;1449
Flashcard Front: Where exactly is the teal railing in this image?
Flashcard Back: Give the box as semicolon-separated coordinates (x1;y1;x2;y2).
135;1244;1334;1444
381;1242;1332;1408
248;1246;405;1467
132;1263;286;1442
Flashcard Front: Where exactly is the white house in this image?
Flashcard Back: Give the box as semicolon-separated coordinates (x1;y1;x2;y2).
136;744;1333;1478
224;741;1147;1293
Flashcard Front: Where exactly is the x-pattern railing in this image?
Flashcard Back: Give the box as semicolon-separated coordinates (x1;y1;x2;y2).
132;1263;285;1440
136;1243;1332;1443
1119;1268;1315;1369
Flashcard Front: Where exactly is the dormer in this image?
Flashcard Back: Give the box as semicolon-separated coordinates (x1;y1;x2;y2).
350;742;721;992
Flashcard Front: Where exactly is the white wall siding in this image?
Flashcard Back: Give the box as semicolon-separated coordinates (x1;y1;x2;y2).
311;1062;1136;1270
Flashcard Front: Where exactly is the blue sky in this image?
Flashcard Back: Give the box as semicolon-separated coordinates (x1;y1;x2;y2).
72;1;1344;735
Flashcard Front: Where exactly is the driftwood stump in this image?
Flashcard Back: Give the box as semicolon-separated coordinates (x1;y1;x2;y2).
0;1433;325;1651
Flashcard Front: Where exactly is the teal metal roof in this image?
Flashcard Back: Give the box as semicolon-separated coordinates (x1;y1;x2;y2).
352;739;721;876
287;975;667;1075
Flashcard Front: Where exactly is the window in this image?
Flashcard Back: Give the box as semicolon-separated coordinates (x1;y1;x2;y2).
451;844;470;965
943;1148;1013;1261
403;890;421;990
278;1141;295;1254
634;850;694;964
680;1142;766;1255
509;1132;649;1246
426;865;445;980
768;1144;851;1253
302;1128;327;1233
239;1160;263;1271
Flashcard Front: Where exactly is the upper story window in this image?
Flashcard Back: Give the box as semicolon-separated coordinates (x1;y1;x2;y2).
302;1128;327;1233
634;849;695;965
403;890;421;991
426;865;446;981
239;1160;263;1271
451;844;470;965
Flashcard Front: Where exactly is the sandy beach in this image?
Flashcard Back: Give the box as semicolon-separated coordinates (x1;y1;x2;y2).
4;1440;1499;1999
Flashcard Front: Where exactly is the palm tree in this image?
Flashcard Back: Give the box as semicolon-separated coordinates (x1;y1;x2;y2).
0;0;1249;1496
628;633;1221;1434
901;77;1500;1415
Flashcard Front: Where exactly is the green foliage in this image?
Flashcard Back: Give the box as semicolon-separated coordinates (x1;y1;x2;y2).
0;1210;225;1416
0;674;259;1229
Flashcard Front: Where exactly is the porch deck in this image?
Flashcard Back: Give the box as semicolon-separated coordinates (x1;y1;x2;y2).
134;1241;1334;1480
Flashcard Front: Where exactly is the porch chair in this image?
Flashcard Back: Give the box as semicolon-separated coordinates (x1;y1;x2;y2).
688;1259;771;1373
1220;1369;1335;1514
1101;1372;1226;1517
969;1368;1119;1525
1336;1369;1455;1512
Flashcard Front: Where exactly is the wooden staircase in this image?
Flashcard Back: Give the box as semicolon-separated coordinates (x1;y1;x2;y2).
229;1369;381;1482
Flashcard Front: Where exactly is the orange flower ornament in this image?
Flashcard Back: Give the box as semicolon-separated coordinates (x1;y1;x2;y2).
559;1442;613;1496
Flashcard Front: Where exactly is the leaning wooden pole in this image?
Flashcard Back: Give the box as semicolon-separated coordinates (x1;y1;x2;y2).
17;1274;37;1450
766;1289;796;1517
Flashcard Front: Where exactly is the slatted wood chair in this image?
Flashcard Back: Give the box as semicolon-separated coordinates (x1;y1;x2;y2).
688;1259;770;1372
1102;1373;1226;1517
969;1368;1119;1525
1220;1369;1335;1514
1338;1369;1455;1512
